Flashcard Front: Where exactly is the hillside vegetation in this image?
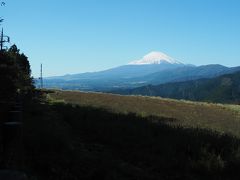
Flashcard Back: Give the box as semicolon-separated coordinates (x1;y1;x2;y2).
49;90;240;137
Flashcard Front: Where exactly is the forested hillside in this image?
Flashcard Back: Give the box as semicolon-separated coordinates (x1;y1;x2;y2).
112;71;240;103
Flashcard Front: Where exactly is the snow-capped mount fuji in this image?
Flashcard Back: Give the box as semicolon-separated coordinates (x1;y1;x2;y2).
129;51;182;65
44;51;188;90
43;51;239;91
47;51;185;80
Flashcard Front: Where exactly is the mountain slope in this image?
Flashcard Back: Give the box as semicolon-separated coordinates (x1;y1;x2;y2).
113;70;240;103
136;64;240;85
48;63;185;81
43;63;185;90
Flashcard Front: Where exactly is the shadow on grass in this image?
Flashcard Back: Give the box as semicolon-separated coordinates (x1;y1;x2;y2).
4;100;240;179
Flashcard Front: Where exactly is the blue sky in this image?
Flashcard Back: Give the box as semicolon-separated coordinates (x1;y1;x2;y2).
1;0;240;77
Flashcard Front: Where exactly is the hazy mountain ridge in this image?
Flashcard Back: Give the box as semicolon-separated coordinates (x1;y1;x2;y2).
43;64;240;91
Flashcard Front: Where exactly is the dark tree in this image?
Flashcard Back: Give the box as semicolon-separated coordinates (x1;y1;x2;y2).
0;45;34;102
0;51;18;101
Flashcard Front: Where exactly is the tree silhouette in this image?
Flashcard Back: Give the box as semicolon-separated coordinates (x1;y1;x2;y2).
0;45;34;101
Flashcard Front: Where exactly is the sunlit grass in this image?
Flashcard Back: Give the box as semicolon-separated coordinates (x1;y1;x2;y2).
49;90;240;137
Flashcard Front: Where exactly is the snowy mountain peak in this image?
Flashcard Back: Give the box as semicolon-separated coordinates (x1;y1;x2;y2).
129;51;182;65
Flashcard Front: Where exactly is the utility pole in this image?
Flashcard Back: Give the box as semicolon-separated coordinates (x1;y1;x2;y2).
40;63;43;89
1;28;3;50
0;28;10;51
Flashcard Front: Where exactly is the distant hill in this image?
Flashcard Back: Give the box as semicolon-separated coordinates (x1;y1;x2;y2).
43;62;185;90
43;64;240;91
112;70;240;103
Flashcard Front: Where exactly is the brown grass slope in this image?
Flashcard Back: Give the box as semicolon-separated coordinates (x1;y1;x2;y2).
49;90;240;137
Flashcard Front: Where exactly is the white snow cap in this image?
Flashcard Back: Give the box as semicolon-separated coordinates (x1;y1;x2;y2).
129;51;182;65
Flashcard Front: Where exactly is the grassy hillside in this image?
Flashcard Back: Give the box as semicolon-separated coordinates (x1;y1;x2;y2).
19;95;240;179
2;90;240;179
112;71;240;104
49;90;240;137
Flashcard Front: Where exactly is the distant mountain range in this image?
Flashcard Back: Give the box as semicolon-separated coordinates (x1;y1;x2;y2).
42;51;240;92
112;70;240;104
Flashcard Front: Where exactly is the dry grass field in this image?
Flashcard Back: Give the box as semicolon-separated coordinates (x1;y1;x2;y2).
49;90;240;137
